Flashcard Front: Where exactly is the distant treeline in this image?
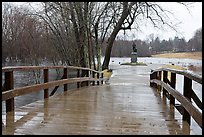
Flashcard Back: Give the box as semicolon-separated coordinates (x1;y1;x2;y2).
103;28;202;57
2;2;202;66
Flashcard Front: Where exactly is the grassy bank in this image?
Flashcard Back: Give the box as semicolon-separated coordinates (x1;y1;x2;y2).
151;52;202;60
152;52;202;73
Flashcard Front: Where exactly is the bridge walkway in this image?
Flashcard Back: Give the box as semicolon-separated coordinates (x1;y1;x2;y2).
2;64;193;135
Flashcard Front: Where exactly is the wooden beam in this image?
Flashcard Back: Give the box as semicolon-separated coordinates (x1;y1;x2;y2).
64;68;68;91
2;77;91;101
163;71;168;97
44;69;49;99
150;79;202;128
4;71;14;112
170;72;176;106
183;76;192;125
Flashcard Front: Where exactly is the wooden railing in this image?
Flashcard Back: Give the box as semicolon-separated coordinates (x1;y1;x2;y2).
150;67;202;128
2;66;104;113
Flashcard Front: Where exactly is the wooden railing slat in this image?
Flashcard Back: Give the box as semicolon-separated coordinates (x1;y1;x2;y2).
150;79;202;128
44;69;49;99
191;90;202;110
4;71;14;112
2;77;94;101
2;66;102;74
151;68;202;84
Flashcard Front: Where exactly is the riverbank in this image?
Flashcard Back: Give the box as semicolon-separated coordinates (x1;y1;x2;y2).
152;52;202;60
151;52;202;73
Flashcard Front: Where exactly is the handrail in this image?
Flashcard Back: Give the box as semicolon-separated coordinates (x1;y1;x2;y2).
2;77;92;101
2;65;101;73
151;67;202;84
2;65;104;113
152;79;202;128
150;67;202;128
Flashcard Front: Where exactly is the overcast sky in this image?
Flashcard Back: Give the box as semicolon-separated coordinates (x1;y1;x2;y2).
118;2;202;41
9;2;202;41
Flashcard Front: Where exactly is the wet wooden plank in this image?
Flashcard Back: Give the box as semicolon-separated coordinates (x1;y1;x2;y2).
2;65;200;135
2;85;192;135
2;77;95;101
2;66;101;73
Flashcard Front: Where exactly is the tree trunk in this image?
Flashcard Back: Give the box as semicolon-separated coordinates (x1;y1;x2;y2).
102;2;130;70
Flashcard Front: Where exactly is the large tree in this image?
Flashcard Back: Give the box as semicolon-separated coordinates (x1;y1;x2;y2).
3;2;191;72
101;2;188;70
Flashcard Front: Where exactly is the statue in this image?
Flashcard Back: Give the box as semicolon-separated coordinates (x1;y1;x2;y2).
131;42;137;63
132;42;137;52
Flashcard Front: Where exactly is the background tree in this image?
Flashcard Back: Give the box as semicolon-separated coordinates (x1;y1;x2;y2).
187;27;202;51
101;2;189;70
2;2;200;73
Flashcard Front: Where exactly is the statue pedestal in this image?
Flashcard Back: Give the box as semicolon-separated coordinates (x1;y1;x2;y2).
131;52;137;63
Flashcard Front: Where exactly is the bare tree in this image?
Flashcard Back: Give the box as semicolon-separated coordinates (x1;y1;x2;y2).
101;2;189;70
3;2;191;72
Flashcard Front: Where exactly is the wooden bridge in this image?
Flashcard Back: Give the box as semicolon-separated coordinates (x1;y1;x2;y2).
2;64;202;135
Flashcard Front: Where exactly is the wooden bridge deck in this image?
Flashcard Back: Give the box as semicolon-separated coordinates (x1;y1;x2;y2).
2;64;197;135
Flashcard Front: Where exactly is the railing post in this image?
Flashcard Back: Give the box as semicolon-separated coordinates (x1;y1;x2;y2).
86;70;89;86
170;72;176;106
92;71;95;86
97;72;100;85
4;71;14;112
163;70;168;97
77;69;80;88
150;69;157;88
183;76;192;125
63;68;68;91
157;71;162;92
101;73;103;84
44;69;49;99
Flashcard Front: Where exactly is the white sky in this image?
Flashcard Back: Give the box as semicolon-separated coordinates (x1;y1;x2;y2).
7;2;202;42
118;2;202;41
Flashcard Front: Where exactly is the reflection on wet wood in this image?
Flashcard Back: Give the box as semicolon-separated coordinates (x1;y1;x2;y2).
2;85;194;135
2;64;200;135
150;67;202;128
2;65;103;115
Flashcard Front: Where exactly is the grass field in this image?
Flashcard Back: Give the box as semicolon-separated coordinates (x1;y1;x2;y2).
152;52;202;73
152;52;202;60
